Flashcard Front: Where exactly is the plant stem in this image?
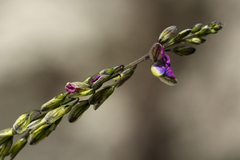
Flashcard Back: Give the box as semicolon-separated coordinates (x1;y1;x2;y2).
125;53;150;69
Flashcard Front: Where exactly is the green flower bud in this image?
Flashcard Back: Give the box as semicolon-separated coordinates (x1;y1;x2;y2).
112;65;124;74
209;29;218;34
113;65;137;87
195;25;211;36
0;128;13;140
27;118;46;132
0;136;13;160
49;117;63;131
68;100;90;123
13;110;40;134
99;65;124;76
44;99;78;124
28;124;52;145
90;65;124;90
91;74;108;90
169;29;192;43
158;26;177;44
191;23;203;33
185;37;206;45
41;93;68;112
173;46;196;56
99;68;115;75
89;85;115;110
208;21;218;28
82;76;91;84
9;133;29;160
213;22;223;30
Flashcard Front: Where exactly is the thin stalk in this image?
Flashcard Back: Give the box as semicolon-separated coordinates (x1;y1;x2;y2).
125;53;150;69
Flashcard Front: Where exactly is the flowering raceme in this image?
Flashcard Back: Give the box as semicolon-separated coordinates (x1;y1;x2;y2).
0;21;223;160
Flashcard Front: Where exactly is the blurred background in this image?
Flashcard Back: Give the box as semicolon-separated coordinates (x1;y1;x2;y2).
0;0;239;160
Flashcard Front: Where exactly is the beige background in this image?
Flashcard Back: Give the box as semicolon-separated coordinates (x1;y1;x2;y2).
0;0;239;160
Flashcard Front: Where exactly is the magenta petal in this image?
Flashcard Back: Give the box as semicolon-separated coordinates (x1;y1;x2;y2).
65;83;80;94
165;66;176;78
90;75;103;83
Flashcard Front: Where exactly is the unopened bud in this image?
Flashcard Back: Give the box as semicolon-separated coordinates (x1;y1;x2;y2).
195;25;210;36
213;22;223;30
170;29;192;42
9;133;29;159
113;65;137;87
191;23;203;33
68;100;90;123
0;136;13;160
44;99;79;124
0;128;13;140
186;37;206;45
28;124;52;145
158;26;177;44
27;118;46;132
89;85;115;110
13;110;40;134
41;93;68;112
173;46;196;56
91;65;124;90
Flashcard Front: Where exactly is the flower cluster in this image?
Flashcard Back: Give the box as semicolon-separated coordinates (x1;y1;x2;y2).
0;21;223;160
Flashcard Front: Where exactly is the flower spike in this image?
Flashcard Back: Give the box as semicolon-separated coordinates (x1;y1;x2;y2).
0;21;223;159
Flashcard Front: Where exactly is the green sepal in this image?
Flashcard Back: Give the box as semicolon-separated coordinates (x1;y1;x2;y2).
68;100;90;123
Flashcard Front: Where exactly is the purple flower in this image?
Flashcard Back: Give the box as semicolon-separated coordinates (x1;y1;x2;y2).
150;43;177;86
